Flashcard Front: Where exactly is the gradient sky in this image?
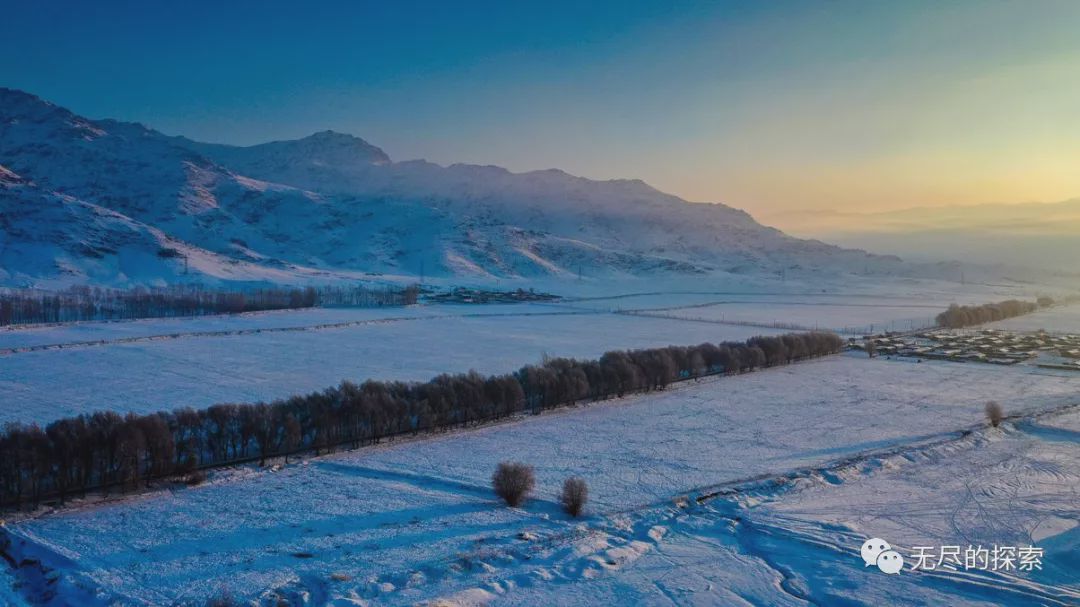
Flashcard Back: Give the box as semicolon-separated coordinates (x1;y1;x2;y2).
4;0;1080;225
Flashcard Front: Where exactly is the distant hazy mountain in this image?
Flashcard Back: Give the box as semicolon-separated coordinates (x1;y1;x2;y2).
2;87;945;288
769;201;1080;273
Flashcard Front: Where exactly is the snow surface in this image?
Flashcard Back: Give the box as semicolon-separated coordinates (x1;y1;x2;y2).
0;286;987;352
0;566;30;607
0;303;551;351
0;302;797;426
501;409;1080;607
2;284;1046;427
557;284;1044;336
987;303;1080;334
5;355;1079;605
591;296;951;334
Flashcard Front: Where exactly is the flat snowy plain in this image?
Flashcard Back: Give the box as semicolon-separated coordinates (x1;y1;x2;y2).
988;303;1080;334
2;287;1078;606
0;282;1035;426
4;354;1079;605
562;289;996;333
0;302;794;425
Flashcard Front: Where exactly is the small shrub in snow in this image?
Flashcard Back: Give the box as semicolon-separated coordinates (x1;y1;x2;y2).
560;477;588;517
205;589;242;607
493;462;535;507
986;401;1004;428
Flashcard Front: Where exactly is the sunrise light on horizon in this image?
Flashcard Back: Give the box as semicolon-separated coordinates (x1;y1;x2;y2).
3;0;1079;227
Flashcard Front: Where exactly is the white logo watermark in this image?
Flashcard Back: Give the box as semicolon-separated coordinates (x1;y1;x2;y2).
860;538;1044;573
861;538;904;574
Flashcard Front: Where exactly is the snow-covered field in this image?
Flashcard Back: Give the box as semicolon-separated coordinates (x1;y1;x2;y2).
0;303;798;426
0;286;1031;426
502;407;1080;607
4;355;1078;605
0;305;483;351
0;286;988;353
0;568;29;607
2;282;1078;606
988;303;1080;334
563;289;1010;334
626;300;942;333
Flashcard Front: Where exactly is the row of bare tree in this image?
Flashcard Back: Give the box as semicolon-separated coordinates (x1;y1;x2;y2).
935;299;1038;329
0;331;842;509
0;284;419;326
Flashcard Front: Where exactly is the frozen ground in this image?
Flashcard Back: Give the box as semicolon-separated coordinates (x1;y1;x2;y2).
0;286;1033;426
558;292;950;334
4;355;1079;605
0;286;989;352
988;303;1080;334
502;408;1080;607
621;300;943;334
0;568;29;607
0;304;540;351
564;291;987;331
0;307;793;426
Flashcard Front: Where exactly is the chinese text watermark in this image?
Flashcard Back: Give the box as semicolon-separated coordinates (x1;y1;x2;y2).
860;538;1043;574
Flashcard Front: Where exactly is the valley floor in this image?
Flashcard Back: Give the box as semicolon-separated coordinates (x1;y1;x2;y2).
0;284;1029;426
988;303;1080;334
3;354;1078;606
2;283;1078;605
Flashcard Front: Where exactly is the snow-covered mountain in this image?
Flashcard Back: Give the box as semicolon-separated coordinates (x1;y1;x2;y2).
1;87;925;288
0;164;311;287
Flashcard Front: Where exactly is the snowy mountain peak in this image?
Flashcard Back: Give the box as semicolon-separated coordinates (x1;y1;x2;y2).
295;129;391;164
0;86;54;111
307;129;382;146
0;88;108;143
184;128;391;175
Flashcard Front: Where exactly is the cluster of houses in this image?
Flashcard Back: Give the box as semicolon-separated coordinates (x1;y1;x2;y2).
851;329;1080;370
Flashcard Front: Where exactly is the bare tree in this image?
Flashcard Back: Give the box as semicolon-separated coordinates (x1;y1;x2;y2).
0;284;418;327
937;300;1038;329
493;461;535;507
282;415;302;464
2;331;847;510
560;477;588;517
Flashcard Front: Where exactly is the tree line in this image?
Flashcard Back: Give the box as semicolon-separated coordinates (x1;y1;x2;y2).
935;299;1039;329
0;331;843;509
0;284;420;326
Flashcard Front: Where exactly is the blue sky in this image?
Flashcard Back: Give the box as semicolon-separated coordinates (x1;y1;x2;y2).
4;1;1080;221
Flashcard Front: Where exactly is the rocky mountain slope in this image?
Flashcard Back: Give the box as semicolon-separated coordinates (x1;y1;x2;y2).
1;87;920;287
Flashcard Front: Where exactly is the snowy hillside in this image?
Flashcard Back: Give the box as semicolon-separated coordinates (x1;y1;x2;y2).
0;163;375;288
2;87;936;287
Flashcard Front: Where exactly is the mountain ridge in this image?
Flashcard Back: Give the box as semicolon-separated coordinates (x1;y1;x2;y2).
1;87;932;288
